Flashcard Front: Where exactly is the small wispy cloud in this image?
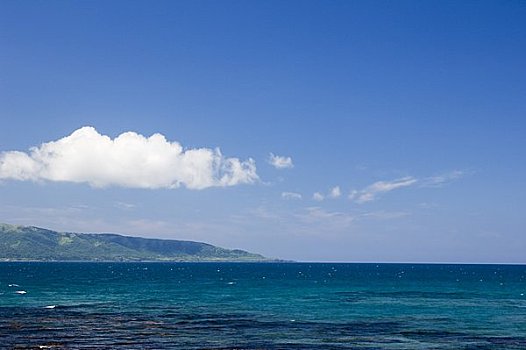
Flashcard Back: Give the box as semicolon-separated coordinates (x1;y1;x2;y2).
359;210;410;220
0;126;258;190
281;191;302;200
420;170;465;187
114;201;137;210
268;153;294;169
348;170;465;204
313;192;325;201
351;176;418;203
313;186;341;201
296;207;355;229
328;186;341;198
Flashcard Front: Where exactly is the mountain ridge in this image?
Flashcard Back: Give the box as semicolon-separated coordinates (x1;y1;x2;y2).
0;223;271;262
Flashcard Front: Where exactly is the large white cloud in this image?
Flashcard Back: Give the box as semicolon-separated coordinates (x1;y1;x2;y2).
0;126;259;190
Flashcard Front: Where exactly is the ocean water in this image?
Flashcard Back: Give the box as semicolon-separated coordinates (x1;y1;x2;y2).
0;263;525;349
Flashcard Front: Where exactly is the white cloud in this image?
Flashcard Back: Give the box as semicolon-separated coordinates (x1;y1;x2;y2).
313;186;341;201
114;201;137;210
348;189;358;200
367;177;417;193
281;192;302;200
356;192;374;203
359;210;410;220
328;186;341;198
268;153;294;169
421;170;465;187
0;126;259;190
347;171;464;203
353;176;417;203
296;207;355;229
313;192;324;201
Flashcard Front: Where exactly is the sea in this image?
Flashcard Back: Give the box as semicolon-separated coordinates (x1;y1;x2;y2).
0;262;525;349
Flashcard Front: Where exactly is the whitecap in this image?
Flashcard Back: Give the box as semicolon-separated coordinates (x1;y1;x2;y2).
15;290;27;294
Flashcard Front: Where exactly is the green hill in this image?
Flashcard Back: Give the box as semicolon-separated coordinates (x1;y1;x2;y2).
0;223;269;262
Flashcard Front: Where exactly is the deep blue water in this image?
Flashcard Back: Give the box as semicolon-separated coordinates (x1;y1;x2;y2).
0;262;525;349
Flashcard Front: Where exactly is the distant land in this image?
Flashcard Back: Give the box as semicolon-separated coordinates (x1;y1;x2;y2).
0;223;271;262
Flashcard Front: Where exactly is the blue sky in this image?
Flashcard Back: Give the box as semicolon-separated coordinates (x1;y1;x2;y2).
1;1;525;262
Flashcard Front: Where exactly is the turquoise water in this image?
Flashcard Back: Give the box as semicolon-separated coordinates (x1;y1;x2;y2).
1;262;525;349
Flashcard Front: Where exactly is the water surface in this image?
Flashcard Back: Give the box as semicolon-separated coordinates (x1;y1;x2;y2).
1;262;525;349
